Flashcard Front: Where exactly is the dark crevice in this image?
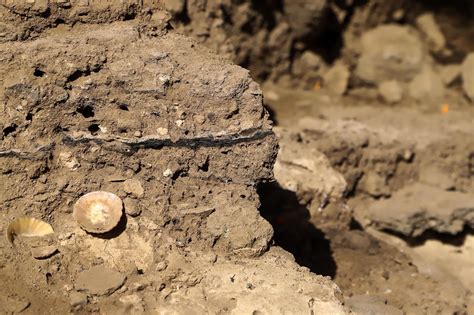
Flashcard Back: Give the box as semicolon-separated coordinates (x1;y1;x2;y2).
88;124;100;135
349;218;364;230
67;65;102;83
77;105;95;118
54;18;65;25
3;124;18;137
258;182;337;278
383;226;474;247
33;68;45;77
198;158;209;172
118;104;129;111
171;170;187;181
263;104;278;126
67;69;90;82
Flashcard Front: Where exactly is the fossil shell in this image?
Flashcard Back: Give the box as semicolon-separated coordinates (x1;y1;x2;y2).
73;191;123;234
6;217;54;243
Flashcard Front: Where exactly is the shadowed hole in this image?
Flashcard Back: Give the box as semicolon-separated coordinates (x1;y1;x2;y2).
88;124;100;135
3;124;17;137
33;68;45;77
77;105;95;118
258;181;337;278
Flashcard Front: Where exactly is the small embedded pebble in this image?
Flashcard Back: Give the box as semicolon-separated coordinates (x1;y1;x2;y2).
75;265;126;296
123;179;144;198
157;127;169;136
69;292;88;307
124;198;141;217
156;260;168;271
163;169;173;177
378;80;403;104
194;114;205;124
133;130;142;137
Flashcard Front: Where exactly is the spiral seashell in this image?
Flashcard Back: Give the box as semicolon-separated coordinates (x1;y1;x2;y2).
73;191;123;234
6;217;54;243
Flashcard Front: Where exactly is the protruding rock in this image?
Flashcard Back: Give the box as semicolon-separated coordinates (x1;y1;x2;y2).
359;183;474;237
409;66;444;102
356;25;424;83
439;64;462;86
69;292;88;307
292;51;327;88
294;51;326;75
274;127;347;201
206;195;273;257
124;198;141;217
123;179;145;198
323;62;350;95
378;80;403;104
416;13;446;52
462;53;474;102
76;265;126;296
162;0;185;16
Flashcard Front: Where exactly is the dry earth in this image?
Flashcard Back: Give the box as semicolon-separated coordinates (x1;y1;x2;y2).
1;0;474;314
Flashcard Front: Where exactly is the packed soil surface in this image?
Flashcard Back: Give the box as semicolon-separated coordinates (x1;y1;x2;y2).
262;83;474;314
1;0;474;314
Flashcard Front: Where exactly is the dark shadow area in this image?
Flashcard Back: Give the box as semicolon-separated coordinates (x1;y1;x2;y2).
263;104;278;126
349;217;364;230
258;182;337;278
303;11;344;64
383;226;474;247
250;0;283;31
88;213;128;240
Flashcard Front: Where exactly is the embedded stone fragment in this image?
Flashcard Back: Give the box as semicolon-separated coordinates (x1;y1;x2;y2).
462;53;474;102
123;198;141;217
360;183;474;237
378;80;403;104
323;62;350;96
356;25;424;83
409;66;445;102
123;179;145;198
69;292;88;307
440;64;461;86
76;266;126;296
416;13;446;52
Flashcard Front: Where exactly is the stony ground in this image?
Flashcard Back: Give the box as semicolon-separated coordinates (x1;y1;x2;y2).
1;0;474;314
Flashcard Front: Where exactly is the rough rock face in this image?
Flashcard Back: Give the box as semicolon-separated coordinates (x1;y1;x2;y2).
0;4;346;313
360;183;474;237
274;127;347;204
355;24;425;84
288;116;474;238
462;53;474;102
295;117;415;199
408;65;445;102
271;125;351;237
0;19;277;256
